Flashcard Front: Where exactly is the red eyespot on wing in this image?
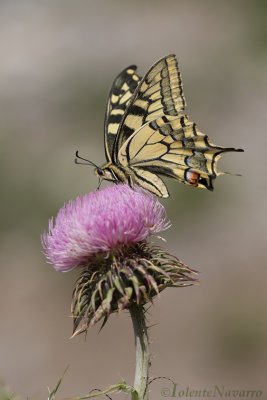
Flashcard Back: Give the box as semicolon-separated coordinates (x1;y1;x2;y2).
185;169;199;187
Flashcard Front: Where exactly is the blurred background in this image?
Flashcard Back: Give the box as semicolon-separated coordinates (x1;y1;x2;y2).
0;0;266;398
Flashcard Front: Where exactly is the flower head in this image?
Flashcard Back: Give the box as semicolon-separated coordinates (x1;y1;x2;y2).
42;184;197;335
42;184;169;272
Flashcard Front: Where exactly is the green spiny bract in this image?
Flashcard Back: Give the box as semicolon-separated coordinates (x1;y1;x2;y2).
71;241;197;337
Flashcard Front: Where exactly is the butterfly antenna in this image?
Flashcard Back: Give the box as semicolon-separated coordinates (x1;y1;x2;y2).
75;151;99;168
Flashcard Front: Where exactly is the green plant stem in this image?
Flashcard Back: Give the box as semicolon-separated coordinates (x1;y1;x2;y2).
129;303;150;400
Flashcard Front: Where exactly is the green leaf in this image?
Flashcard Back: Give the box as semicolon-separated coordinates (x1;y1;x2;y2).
48;366;69;400
65;381;137;399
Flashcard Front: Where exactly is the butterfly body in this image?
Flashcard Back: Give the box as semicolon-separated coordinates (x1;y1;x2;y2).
95;55;243;197
95;161;132;184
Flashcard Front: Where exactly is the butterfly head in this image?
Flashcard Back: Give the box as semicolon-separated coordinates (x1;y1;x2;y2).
94;165;115;182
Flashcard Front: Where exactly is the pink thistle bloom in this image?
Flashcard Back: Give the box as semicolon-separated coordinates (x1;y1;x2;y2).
42;184;170;272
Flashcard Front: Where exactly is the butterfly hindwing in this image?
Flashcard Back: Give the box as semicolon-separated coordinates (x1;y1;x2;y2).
104;65;141;162
128;168;169;198
113;54;186;161
118;115;241;193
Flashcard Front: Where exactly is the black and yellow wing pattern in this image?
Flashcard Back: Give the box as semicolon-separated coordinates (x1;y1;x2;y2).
113;54;186;159
97;54;243;197
118;115;241;197
104;66;141;162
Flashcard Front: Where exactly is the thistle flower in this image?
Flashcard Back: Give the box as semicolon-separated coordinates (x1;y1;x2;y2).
42;184;169;272
42;184;197;336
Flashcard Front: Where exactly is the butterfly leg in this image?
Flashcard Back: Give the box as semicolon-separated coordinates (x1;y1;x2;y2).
127;174;134;188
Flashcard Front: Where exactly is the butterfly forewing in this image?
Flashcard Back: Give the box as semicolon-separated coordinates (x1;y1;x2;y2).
113;54;186;161
104;65;141;161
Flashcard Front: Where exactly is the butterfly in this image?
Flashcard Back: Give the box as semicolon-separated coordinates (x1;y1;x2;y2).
77;54;243;197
